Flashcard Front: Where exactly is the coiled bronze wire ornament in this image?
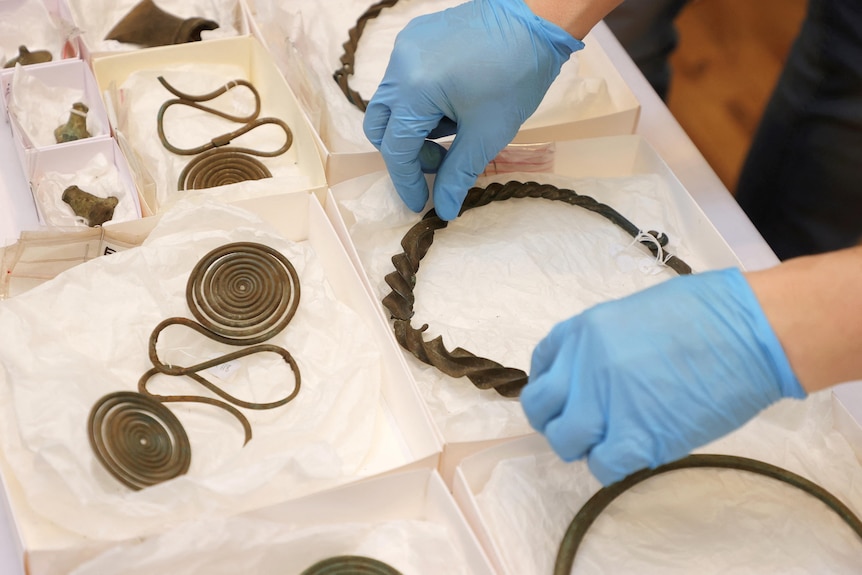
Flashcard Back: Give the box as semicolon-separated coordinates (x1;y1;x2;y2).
554;454;862;574
382;180;692;397
333;0;400;111
88;391;191;490
89;242;302;489
300;555;403;575
156;76;293;191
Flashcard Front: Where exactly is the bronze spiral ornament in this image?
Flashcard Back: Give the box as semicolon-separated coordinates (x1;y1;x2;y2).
333;0;400;111
156;76;293;191
554;454;862;574
88;391;191;490
300;555;403;575
89;242;302;489
382;180;692;398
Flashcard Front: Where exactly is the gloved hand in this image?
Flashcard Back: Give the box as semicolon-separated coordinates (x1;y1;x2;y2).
363;0;583;220
520;268;807;486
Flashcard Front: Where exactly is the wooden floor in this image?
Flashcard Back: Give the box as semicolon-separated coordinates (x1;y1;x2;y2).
666;0;807;193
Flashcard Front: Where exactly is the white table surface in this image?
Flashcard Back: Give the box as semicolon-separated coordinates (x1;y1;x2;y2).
0;21;782;574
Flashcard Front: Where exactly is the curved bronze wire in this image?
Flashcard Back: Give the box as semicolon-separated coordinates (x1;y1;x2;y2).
89;243;302;489
88;391;191;490
300;555;403;575
155;76;293;190
333;0;400;111
381;180;692;397
554;453;862;574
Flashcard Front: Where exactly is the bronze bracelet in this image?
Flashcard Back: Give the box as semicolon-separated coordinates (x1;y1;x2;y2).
300;555;403;575
381;180;692;397
333;0;401;111
554;453;862;574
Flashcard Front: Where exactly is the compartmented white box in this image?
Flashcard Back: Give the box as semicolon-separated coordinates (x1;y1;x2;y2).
61;0;249;63
0;0;79;69
245;0;640;185
90;35;327;217
0;58;112;180
70;468;495;574
325;134;747;483
0;190;442;575
452;394;862;575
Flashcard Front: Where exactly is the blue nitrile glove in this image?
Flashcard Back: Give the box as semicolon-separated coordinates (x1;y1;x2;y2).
520;268;807;486
363;0;583;220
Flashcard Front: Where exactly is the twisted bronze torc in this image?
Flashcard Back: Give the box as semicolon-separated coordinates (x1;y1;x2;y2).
88;391;191;491
554;454;862;574
333;0;400;111
381;180;692;398
156;76;293;191
299;555;403;575
89;242;302;489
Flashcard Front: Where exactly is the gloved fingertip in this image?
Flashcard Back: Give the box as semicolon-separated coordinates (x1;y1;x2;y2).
545;418;589;463
419;140;447;174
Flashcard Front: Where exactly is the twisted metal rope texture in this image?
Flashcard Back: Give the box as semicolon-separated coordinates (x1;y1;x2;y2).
381;180;693;398
300;555;403;575
333;0;400;111
156;76;293;190
89;242;302;489
88;391;191;490
554;454;862;574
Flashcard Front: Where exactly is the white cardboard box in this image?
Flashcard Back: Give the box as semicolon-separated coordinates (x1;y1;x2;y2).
0;58;112;180
326;134;744;484
0;0;79;68
244;1;640;185
71;468;496;574
0;190;442;575
90;35;327;216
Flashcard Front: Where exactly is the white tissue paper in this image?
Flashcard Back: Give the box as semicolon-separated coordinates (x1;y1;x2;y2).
0;198;383;541
71;517;472;574
8;64;105;148
474;393;862;574
340;171;707;443
66;0;242;53
259;0;610;154
114;63;313;213
32;151;140;227
0;0;69;68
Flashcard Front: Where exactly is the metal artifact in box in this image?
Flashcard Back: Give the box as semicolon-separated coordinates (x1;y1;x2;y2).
451;395;862;574
324;135;752;482
70;468;495;574
0;190;441;575
0;0;79;70
244;0;640;184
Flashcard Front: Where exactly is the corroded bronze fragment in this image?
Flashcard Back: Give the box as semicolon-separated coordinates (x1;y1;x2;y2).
3;45;52;68
54;102;92;143
382;180;693;397
62;185;119;227
155;76;293;190
300;555;403;575
105;0;219;47
554;454;862;574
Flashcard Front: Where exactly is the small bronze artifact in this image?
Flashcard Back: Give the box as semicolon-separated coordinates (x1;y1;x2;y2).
554;454;862;574
88;391;191;490
62;185;119;227
382;180;692;397
3;45;52;68
54;102;92;143
105;0;219;48
155;76;293;191
333;0;399;111
300;555;403;575
89;242;303;489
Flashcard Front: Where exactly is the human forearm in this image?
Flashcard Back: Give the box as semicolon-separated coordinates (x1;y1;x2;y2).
746;245;862;393
524;0;623;39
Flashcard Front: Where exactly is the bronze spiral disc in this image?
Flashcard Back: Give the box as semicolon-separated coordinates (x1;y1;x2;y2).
178;147;272;191
186;242;301;345
88;391;191;490
299;555;403;575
